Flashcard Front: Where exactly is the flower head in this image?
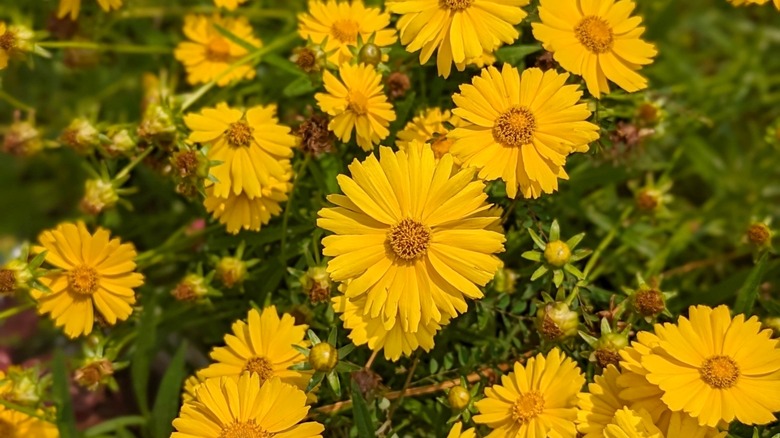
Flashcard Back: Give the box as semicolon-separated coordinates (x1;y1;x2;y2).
0;405;59;438
396;108;463;160
203;178;290;234
0;22;35;70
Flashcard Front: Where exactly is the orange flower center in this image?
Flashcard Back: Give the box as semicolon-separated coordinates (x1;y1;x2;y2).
206;37;232;62
68;265;99;295
388;218;431;261
347;91;369;116
441;0;474;11
512;391;545;425
493;106;537;147
575;16;614;54
243;357;274;383
700;355;739;389
0;419;16;438
0;269;15;293
0;30;16;51
219;420;271;438
430;135;454;159
226;121;253;147
331;19;360;43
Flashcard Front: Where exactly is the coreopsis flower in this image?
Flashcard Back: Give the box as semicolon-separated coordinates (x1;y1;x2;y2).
603;408;662;438
185;103;295;199
396;108;463;160
0;405;59;438
182;372;206;403
58;0;122;20
642;305;780;427
387;0;529;78
174;15;261;86
315;63;396;151
171;375;324;438
447;422;476;438
474;348;584;438
298;0;397;66
200;306;311;391
318;145;505;336
203;177;290;234
449;65;600;199
31;222;144;338
532;0;658;98
214;0;249;10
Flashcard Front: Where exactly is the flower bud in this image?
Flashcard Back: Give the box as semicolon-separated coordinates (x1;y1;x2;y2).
0;260;33;294
137;104;177;147
631;286;665;318
172;274;210;302
80;179;119;215
216;257;248;288
592;332;629;369
104;129;136;157
291;46;326;74
74;359;114;391
2;366;43;405
386;71;411;100
492;267;519;294
301;266;332;304
296;114;334;157
2;118;42;157
536;302;578;341
60;118;99;154
309;342;338;372
635;188;662;213
747;223;771;248
447;385;470;411
358;43;381;66
543;241;571;268
637;102;661;127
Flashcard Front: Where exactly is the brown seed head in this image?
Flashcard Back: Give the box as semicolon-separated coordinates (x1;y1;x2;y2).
387;72;411;100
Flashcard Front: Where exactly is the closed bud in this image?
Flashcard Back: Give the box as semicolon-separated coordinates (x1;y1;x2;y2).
80;178;119;215
74;359;114;391
2;366;44;405
636;188;662;213
447;385;470;411
172;274;210;302
536;302;578;341
104;129;136;157
543;241;571;268
301;266;331;304
592;332;629;369
631;286;665;318
386;71;411;100
357;43;381;66
309;342;338;372
747;223;771;248
492;267;519;294
137;104;177;147
216;257;248;288
60;118;99;154
0;260;33;294
291;46;326;74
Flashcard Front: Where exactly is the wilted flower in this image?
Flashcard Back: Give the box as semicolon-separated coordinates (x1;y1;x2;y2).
60;118;100;154
3;112;43;156
536;301;579;341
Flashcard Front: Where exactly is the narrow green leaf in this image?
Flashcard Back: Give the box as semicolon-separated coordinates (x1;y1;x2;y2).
549;220;560;242
326;371;341;397
495;44;542;65
351;378;375;437
527;228;547;250
151;342;188;438
564;264;586;280
283;76;317;97
264;53;306;76
335;361;362;373
84;416;146;437
337;343;355;360
212;23;259;53
292;344;311;357
566;232;586;250
734;253;770;315
521;250;542;262
327;327;338;345
52;350;80;438
308;329;321;345
132;298;158;417
306;371;326;393
530;265;548;281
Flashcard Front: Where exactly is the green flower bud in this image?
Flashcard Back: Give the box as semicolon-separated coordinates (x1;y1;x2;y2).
448;385;470;411
309;342;338;372
543;240;571;268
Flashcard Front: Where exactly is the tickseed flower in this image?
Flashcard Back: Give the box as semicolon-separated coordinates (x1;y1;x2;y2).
31;222;144;338
171;375;324;438
450;65;600;199
396;108;463;160
532;0;658;98
182;372;206;403
58;0;122;20
185;103;295;199
447;422;476;438
387;0;530;78
174;15;261;86
318;144;505;336
203;175;291;234
315;63;396;151
0;405;59;438
474;348;584;438
298;0;397;66
603;407;662;438
642;305;780;427
214;0;249;10
200;306;312;392
522;220;591;287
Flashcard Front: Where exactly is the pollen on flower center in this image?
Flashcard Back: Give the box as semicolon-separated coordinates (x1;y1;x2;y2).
700;355;739;389
68;266;99;295
440;0;475;11
219;420;271;438
575;16;614;54
244;357;274;383
331;19;360;43
493;106;537;147
388;218;431;260
347;91;369;116
226;121;253;147
0;269;15;293
0;31;16;51
512;391;545;424
206;37;232;62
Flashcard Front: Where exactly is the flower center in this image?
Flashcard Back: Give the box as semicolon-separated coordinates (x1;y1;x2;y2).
347;91;369;116
493;106;537;147
206;37;232;62
68;266;99;295
226;121;253;147
219;420;271;438
440;0;474;11
331;19;360;43
575;16;614;54
0;31;16;51
700;355;739;389
243;357;274;384
0;419;16;438
388;219;431;261
0;269;15;293
430;135;454;159
512;391;545;424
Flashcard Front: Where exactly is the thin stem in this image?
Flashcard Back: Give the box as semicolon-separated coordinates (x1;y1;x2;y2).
0;301;35;322
37;41;170;54
0;399;51;421
378;355;420;435
0;89;34;112
364;350;380;370
583;205;633;279
114;146;154;181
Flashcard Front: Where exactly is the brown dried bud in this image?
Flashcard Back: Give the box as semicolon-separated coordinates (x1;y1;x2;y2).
536;302;578;341
75;359;114;391
633;288;665;317
3;118;42;157
0;269;16;294
747;223;771;247
297;114;334;156
594;348;622;369
386;71;411;100
173;150;199;178
351;368;383;400
172;274;209;302
535;51;557;71
636;188;661;212
46;14;79;39
609;121;641;149
292;47;318;73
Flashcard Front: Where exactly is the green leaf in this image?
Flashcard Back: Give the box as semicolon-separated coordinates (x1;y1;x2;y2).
308;329;321;344
306;371;326;393
566;232;586;250
264;53;306;76
283;76;318;97
337;343;355;359
151;342;188;438
326;371;342;397
292;344;311;357
549;220;560;242
327;327;338;345
84;416;146;437
521;250;542;262
495;44;542;66
734;252;770;315
212;22;260;53
530;265;548;281
132;298;158;417
335;361;362;373
52;350;80;438
527;228;547;250
351;378;375;437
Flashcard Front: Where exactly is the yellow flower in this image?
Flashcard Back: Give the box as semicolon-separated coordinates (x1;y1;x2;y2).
203;182;290;234
0;406;59;438
57;0;122;20
317;145;505;335
182;372;206;403
174;15;261;87
200;306;311;391
315;63;396;151
388;0;529;78
532;0;658;98
298;0;397;66
642;305;780;427
171;374;324;438
214;0;249;10
31;222;144;338
603;407;662;438
447;422;476;438
474;348;584;438
185;103;295;199
449;65;600;199
396;108;463;160
728;0;779;7
0;22;33;70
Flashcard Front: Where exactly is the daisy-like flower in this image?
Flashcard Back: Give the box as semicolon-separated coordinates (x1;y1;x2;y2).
532;0;658;98
0;22;34;70
172;374;324;438
185;103;295;199
447;422;476;438
30;222;144;338
387;0;529;78
0;406;59;438
203;172;291;234
57;0;122;20
317;144;505;335
474;348;584;438
603;407;662;438
214;0;249;10
396;108;463;160
642;305;780;427
450;65;600;199
315;63;396;151
174;15;261;87
200;306;311;391
182;372;206;403
298;0;397;66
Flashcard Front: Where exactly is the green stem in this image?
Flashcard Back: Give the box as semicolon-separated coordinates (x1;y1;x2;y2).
37;41;170;54
0;301;35;321
0;89;34;111
583;205;634;279
114;146;154;181
281;155;312;260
